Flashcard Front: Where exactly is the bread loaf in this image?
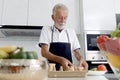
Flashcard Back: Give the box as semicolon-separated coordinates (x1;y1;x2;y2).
49;63;56;71
76;66;84;71
60;66;75;71
68;66;75;71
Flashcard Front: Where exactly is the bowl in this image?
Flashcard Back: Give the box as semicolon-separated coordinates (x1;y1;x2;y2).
0;59;48;80
98;41;120;80
101;52;120;79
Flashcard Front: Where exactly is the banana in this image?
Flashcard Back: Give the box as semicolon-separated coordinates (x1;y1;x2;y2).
0;45;18;53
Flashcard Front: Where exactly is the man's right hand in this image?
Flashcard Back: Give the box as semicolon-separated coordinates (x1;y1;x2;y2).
60;57;74;71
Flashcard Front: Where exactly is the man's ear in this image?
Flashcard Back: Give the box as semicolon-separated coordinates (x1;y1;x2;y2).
51;15;54;20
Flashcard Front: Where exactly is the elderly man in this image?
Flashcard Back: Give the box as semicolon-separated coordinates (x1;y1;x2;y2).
39;3;88;71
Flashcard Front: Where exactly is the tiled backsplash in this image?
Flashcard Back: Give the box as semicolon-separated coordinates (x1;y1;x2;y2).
0;36;42;57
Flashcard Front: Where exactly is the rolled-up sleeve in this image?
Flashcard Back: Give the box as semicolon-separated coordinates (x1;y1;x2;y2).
71;30;81;50
39;26;51;47
70;30;80;51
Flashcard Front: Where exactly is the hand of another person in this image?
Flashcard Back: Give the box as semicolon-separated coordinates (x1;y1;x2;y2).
60;57;74;71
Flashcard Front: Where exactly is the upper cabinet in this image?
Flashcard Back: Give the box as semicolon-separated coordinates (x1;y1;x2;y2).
0;0;3;25
2;0;28;25
114;0;120;13
83;0;116;30
28;0;53;26
28;0;79;33
0;0;79;33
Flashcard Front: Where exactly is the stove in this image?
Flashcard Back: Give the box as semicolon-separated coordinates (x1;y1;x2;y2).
84;30;113;72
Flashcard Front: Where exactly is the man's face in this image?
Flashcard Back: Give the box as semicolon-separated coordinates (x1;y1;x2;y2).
52;9;68;27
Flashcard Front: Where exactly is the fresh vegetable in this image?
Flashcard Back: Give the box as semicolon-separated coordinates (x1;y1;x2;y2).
111;26;120;37
0;45;18;53
26;51;38;59
90;64;107;71
97;64;107;71
0;49;9;59
10;47;38;59
90;67;97;71
97;35;110;44
97;35;110;50
107;53;120;68
10;48;27;59
9;66;25;72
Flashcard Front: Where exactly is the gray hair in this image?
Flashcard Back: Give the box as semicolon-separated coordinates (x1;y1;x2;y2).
52;3;68;16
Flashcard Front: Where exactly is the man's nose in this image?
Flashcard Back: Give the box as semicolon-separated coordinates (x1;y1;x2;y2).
61;18;65;22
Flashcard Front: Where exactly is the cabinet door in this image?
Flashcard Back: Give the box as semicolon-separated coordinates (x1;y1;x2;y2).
2;0;28;25
0;0;3;25
28;0;53;26
114;0;120;13
83;0;116;30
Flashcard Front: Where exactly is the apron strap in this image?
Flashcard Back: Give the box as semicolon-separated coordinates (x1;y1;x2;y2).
66;30;70;42
51;26;54;42
51;26;70;43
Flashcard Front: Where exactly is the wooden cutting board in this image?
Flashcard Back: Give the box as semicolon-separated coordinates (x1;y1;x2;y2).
48;70;87;78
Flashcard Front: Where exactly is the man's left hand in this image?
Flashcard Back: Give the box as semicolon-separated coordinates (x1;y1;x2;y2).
78;58;88;70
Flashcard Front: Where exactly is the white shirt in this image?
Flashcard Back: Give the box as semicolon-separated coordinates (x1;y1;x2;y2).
39;26;81;52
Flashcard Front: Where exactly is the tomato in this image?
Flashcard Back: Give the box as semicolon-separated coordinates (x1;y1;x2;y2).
97;35;110;50
98;42;107;50
97;35;110;44
9;66;25;72
97;64;107;71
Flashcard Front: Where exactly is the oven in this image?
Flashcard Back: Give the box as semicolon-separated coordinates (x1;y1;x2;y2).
84;30;113;72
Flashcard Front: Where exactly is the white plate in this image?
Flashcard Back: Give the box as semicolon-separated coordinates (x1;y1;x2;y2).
87;71;107;76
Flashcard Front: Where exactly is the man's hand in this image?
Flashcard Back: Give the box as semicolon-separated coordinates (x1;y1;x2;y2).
74;49;88;70
60;57;74;71
41;44;74;71
78;57;88;70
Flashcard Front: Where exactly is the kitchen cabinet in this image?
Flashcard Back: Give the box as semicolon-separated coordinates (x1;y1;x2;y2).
83;0;116;30
114;0;120;13
28;0;53;26
0;0;80;33
2;0;28;25
0;0;3;25
1;0;53;26
28;0;79;33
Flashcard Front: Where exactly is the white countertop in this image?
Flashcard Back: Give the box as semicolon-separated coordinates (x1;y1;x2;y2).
48;74;118;80
48;76;108;80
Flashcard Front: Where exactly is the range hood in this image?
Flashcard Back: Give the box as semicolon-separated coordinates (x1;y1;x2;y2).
0;25;43;37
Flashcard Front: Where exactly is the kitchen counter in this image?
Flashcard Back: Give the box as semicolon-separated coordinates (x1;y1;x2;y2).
48;73;118;80
104;73;118;80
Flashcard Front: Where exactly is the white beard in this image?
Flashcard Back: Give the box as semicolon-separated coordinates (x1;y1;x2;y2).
54;23;66;30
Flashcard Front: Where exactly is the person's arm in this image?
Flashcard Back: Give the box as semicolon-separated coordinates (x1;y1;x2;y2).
74;49;88;70
41;43;73;70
